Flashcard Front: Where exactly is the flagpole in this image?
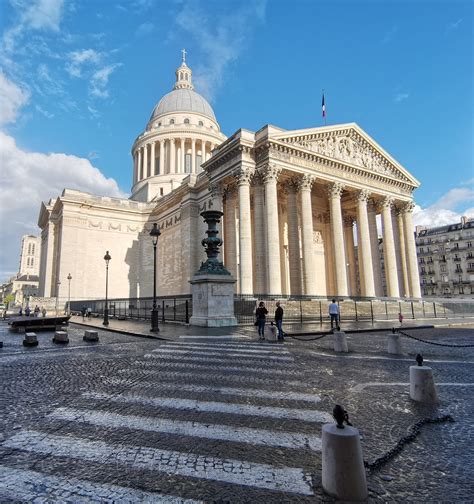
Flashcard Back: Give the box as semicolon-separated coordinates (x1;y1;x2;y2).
322;89;327;126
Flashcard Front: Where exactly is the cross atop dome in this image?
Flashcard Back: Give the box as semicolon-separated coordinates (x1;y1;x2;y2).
174;51;193;90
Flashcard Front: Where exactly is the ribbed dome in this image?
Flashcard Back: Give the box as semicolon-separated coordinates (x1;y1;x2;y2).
150;88;216;122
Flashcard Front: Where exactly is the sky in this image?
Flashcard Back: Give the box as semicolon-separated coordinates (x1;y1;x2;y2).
0;0;473;281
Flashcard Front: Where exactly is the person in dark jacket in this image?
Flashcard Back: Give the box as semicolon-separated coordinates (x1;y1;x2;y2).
255;301;268;340
275;301;284;341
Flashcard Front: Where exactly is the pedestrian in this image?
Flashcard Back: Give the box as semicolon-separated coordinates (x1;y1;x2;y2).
41;307;47;317
398;312;404;326
34;305;40;317
18;306;23;316
328;299;339;330
255;301;268;340
87;307;92;319
81;306;86;321
275;301;284;342
25;306;31;317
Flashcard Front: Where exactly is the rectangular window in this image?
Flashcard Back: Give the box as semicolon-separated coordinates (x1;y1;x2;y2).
196;155;202;171
185;154;191;173
31;258;34;267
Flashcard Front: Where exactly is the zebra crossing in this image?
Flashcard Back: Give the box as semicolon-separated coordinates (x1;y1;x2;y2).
0;338;331;502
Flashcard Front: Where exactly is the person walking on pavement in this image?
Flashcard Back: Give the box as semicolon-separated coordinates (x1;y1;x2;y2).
81;306;86;321
275;301;284;342
255;301;268;340
329;299;339;330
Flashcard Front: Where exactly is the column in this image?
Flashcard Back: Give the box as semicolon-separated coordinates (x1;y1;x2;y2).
191;139;196;173
252;173;266;294
205;142;210;161
151;141;156;176
324;213;336;296
395;206;410;297
368;200;384;296
180;138;185;173
299;174;317;295
159;140;165;175
224;186;238;282
380;197;400;297
133;151;138;184
355;189;375;297
344;216;357;296
327;182;348;296
263;164;282;295
237;168;253;294
391;205;407;297
137;147;142;181
170;138;176;174
402;201;422;298
143;143;148;178
286;180;302;295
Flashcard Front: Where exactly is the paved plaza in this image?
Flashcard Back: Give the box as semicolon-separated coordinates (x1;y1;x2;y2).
0;319;473;502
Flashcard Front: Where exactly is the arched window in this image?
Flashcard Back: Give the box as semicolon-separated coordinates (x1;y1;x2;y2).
185;74;188;81
184;118;190;124
180;72;183;79
170;119;175;125
28;244;31;254
31;244;35;255
198;121;204;126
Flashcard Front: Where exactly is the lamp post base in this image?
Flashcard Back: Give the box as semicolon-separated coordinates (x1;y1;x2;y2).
150;308;159;332
103;308;109;326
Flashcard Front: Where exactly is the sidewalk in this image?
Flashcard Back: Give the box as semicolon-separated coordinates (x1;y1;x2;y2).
69;314;474;340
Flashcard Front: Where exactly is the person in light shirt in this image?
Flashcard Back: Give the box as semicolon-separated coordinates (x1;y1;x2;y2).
328;299;339;330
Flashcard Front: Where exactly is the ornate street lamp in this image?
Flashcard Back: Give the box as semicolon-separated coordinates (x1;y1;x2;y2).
103;251;111;326
67;273;72;315
55;280;61;315
150;223;161;332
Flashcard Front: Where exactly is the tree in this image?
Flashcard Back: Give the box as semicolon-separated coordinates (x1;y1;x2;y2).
4;294;15;309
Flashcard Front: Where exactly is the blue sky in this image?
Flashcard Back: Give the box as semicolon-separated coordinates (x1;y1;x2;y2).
0;0;473;280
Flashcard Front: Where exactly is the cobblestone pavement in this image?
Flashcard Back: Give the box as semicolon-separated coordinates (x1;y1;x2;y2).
0;321;473;502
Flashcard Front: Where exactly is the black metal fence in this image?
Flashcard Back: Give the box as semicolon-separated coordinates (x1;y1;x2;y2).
70;295;192;324
234;294;474;325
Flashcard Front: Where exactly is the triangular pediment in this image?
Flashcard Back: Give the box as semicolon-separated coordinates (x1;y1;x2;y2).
271;123;419;188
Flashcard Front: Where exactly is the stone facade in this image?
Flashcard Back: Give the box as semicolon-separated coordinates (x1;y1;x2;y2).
37;56;422;304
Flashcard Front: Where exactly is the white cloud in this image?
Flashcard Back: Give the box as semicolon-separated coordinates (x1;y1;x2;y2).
0;71;30;126
90;63;122;98
446;18;462;33
394;92;409;103
0;131;125;281
174;0;267;101
35;104;54;118
66;49;102;77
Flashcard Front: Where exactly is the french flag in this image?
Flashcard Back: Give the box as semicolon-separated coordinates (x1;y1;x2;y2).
322;93;326;118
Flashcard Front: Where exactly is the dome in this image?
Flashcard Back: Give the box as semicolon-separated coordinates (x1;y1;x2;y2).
150;88;216;122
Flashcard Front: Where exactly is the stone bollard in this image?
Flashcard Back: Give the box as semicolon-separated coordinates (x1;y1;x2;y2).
53;330;69;344
333;331;349;353
83;329;99;342
387;331;403;354
23;332;38;347
322;405;367;501
409;354;438;403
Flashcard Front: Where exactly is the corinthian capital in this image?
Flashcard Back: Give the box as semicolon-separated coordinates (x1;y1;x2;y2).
298;174;315;191
355;188;371;204
326;182;345;200
381;196;394;209
234;167;254;186
284;178;300;194
401;200;416;214
261;163;281;183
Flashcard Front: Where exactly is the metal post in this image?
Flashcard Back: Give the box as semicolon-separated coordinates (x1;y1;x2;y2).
162;300;165;322
150;223;160;332
103;251;111;326
319;301;322;324
300;299;303;324
185;299;189;324
370;299;374;324
385;301;388;320
433;302;437;318
67;273;72;316
354;300;358;322
411;301;415;319
173;298;176;321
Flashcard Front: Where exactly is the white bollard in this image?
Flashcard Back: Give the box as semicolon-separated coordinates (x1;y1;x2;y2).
387;332;403;354
23;332;38;347
409;365;438;403
322;423;368;501
333;331;349;352
83;329;99;342
267;324;278;342
53;330;69;344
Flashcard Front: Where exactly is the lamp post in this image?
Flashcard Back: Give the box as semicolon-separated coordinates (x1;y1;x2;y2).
67;273;72;315
103;251;111;326
150;223;161;332
55;280;61;315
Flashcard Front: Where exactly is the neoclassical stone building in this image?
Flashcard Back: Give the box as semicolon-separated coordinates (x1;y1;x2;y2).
37;56;421;303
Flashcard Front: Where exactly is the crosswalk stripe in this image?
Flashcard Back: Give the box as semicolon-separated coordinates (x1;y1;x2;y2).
82;392;332;423
104;379;322;403
143;354;294;366
0;465;201;503
178;335;251;340
160;342;287;352
117;369;305;388
49;407;322;451
3;431;314;495
152;348;293;361
133;360;304;376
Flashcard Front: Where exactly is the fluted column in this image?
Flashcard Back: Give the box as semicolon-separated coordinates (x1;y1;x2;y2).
237;168;253;294
344;216;357;296
170;138;176;174
299;174;316;295
191;139;196;173
395;205;410;297
205;143;210;161
224;186;238;283
159;140;165;175
286;180;302;295
380;197;400;297
143;143;148;178
180;138;185;173
263;164;282;295
368;200;384;296
402;201;421;298
252;173;266;294
137;147;142;181
355;189;375;297
133;151;138;184
327;182;348;296
151;141;156;176
324;213;336;296
391;205;405;296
